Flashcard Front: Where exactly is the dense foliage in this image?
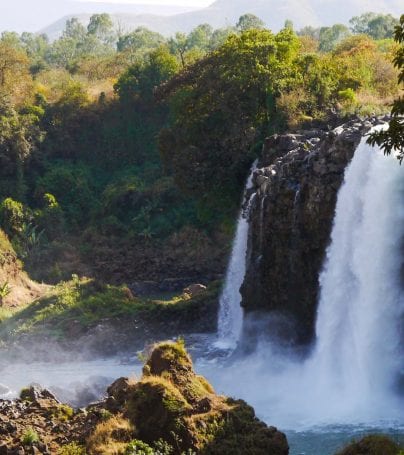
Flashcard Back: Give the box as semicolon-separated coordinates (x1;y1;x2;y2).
367;14;404;163
0;11;400;282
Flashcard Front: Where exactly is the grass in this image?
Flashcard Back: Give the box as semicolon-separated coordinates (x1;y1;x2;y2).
58;443;87;455
0;230;13;254
86;414;134;455
0;307;13;323
51;404;74;422
0;277;221;342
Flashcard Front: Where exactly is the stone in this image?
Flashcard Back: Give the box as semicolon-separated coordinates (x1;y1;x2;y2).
183;284;207;297
241;118;377;345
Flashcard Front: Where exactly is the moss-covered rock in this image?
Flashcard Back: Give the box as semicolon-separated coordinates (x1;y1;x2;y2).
122;340;289;455
336;435;402;455
127;376;191;446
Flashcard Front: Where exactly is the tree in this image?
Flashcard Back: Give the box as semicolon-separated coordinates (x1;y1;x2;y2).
117;27;165;53
1;31;22;49
63;18;87;41
114;46;179;105
350;12;399;40
187;24;213;51
157;29;300;205
0;42;32;104
297;26;320;39
367;15;404;163
236;14;265;31
319;24;351;52
168;32;189;67
87;13;115;47
209;27;236;50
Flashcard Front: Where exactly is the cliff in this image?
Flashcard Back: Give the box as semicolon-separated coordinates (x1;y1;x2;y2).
241;117;387;345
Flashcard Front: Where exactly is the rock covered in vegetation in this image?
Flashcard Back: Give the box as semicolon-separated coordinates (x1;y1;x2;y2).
241;116;389;345
335;435;402;455
93;340;289;454
0;341;288;454
0;385;98;454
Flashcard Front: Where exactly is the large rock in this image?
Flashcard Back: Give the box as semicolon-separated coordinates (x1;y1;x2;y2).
241;117;387;345
88;341;289;454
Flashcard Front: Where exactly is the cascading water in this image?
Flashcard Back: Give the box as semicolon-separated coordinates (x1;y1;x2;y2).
217;161;257;348
312;128;404;414
205;130;404;443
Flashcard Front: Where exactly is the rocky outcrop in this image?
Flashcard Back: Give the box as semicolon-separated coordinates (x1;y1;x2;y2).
241;116;388;345
0;342;289;455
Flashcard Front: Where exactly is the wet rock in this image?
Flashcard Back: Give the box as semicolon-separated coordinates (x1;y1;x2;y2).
242;117;380;345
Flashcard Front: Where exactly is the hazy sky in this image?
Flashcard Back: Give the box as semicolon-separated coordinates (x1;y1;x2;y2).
75;0;213;5
0;0;214;33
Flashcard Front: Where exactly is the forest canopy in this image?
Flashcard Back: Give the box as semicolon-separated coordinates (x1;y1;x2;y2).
0;11;400;281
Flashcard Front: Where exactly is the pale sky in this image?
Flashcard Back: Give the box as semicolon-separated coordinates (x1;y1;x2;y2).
75;0;213;5
0;0;214;33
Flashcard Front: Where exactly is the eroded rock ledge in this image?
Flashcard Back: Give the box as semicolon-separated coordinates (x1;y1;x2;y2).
241;116;388;345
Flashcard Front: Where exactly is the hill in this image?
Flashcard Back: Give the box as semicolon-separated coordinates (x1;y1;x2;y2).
40;0;403;38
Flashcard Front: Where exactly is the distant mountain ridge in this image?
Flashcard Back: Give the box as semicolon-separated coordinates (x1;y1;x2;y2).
39;0;403;39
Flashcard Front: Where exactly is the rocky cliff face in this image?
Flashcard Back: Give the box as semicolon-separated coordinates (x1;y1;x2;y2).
241;117;387;345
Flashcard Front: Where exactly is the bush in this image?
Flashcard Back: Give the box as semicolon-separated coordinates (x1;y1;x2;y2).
21;427;39;445
0;198;28;236
336;435;402;455
58;443;86;455
125;440;155;455
338;88;356;103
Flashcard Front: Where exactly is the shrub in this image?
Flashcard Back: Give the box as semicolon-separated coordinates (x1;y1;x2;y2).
86;414;134;455
124;440;155;455
336;434;402;455
0;198;28;236
0;282;11;306
52;404;74;421
338;88;356;103
58;443;86;455
21;427;39;445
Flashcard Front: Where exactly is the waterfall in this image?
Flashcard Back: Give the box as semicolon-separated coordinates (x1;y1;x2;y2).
205;131;403;428
217;161;257;347
311;130;404;410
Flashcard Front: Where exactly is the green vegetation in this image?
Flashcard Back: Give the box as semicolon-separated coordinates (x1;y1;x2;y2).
0;277;221;343
21;427;40;445
0;281;11;305
51;404;75;422
336;434;402;455
368;14;404;163
87;340;288;454
0;11;401;335
58;443;87;455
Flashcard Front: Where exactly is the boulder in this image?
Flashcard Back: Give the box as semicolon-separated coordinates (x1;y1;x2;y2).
183;284;207;297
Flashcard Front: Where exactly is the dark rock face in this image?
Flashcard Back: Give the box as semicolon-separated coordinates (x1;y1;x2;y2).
241;117;387;345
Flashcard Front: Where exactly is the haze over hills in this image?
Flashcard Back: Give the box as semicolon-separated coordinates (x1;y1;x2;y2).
39;0;403;39
0;0;200;34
